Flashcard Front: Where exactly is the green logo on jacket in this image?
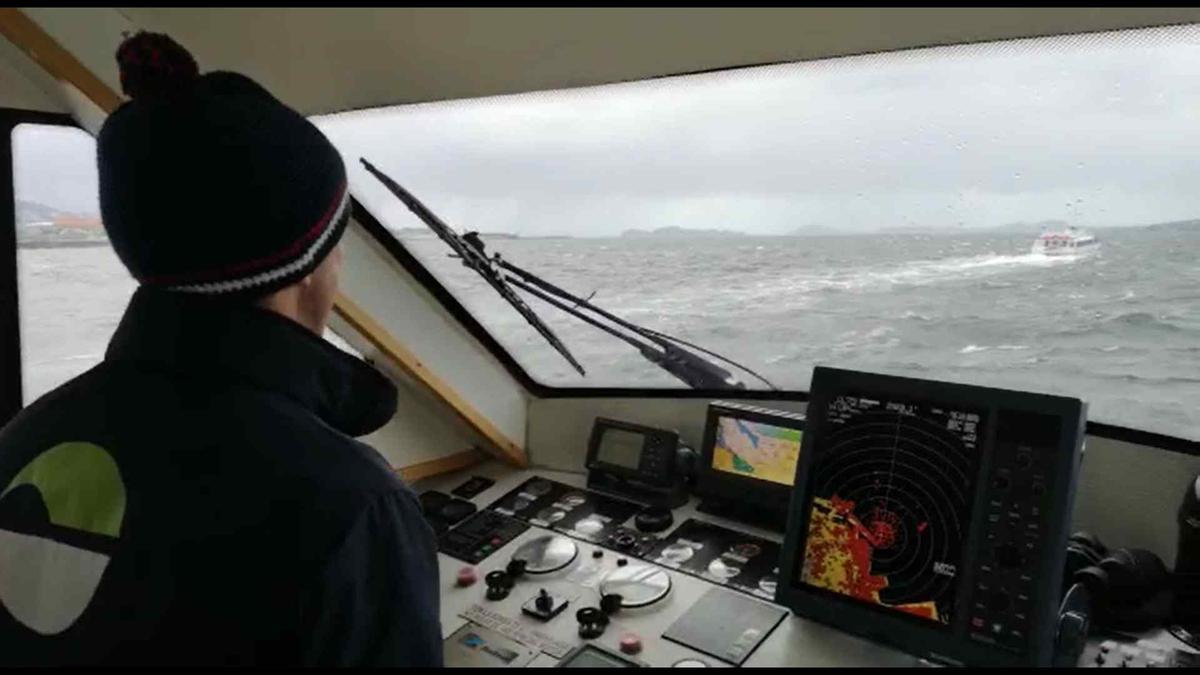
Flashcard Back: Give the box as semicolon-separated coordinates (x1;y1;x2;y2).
0;442;124;634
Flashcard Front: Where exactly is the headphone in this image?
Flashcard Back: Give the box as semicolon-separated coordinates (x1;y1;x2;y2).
1067;532;1174;632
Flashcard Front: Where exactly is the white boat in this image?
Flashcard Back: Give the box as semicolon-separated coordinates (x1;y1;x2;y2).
1031;226;1100;256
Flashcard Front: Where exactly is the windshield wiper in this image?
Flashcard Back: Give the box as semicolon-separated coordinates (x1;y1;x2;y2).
360;158;777;391
361;159;586;377
495;255;777;390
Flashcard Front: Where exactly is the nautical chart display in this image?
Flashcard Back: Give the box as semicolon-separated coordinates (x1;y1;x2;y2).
796;393;985;626
710;416;802;486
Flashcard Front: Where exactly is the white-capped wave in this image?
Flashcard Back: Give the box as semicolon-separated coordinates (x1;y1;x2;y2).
754;251;1078;301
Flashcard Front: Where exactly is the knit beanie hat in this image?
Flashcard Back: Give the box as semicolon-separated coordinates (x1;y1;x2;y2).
97;32;350;297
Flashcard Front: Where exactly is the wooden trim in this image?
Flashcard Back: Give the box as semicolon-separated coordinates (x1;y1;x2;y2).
333;291;528;468
395;448;485;483
0;8;123;114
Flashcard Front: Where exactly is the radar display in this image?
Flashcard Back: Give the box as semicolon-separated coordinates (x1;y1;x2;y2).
797;394;984;625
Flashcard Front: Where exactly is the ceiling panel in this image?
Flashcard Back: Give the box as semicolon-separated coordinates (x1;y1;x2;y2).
117;8;1200;115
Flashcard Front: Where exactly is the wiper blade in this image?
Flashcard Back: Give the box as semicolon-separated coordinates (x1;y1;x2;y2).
499;257;778;390
360;158;775;391
360;158;586;376
504;274;743;390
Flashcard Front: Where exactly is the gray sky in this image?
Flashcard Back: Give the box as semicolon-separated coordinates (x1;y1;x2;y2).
15;24;1200;237
13;124;99;216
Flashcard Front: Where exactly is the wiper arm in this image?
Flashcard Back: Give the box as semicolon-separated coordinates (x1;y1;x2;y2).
504;274;744;389
360;158;775;391
499;257;778;390
360;159;586;376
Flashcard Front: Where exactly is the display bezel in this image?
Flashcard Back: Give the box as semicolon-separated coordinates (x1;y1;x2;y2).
556;643;644;668
585;417;678;488
775;366;1085;668
694;401;806;515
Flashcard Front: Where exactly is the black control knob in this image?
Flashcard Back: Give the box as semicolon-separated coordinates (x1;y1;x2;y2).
600;593;624;615
635;507;675;534
615;533;637;549
995;544;1023;569
484;570;514;601
506;558;528;577
535;588;553;612
577;607;609;639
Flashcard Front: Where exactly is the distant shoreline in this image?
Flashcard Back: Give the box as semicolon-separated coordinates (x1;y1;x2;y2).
18;240;110;250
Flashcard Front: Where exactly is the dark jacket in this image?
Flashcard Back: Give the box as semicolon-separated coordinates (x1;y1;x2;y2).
0;287;443;666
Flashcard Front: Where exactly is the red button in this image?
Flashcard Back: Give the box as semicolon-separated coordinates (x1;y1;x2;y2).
971;617;985;629
456;567;478;587
619;633;643;655
491;537;502;547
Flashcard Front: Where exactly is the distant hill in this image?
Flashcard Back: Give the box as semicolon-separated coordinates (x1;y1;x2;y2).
388;227;549;240
789;225;841;237
622;226;745;238
990;219;1069;234
1140;218;1200;232
15;199;107;247
15;199;67;226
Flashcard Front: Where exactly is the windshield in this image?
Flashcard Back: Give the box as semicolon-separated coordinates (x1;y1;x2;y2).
315;23;1200;439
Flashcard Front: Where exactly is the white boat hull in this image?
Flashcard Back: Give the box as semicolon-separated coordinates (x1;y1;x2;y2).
1032;243;1099;257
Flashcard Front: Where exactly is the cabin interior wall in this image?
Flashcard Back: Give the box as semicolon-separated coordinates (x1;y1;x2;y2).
326;311;487;470
1071;435;1200;565
336;219;529;452
527;396;1198;563
0;39;67;112
355;382;482;470
17;8;130;97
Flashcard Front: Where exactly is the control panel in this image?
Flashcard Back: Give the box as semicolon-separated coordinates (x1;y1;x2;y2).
422;466;1199;668
967;411;1059;652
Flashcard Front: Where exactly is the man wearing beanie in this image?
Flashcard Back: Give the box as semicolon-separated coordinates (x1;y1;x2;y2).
0;33;441;666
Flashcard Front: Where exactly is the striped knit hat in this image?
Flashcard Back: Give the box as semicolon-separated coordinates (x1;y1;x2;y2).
97;32;349;297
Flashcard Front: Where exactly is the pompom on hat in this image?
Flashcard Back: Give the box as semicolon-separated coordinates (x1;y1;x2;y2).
98;32;350;297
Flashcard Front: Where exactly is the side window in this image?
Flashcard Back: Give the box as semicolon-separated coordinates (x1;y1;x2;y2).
12;123;136;403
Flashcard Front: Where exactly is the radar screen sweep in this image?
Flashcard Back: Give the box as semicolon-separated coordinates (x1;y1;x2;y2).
711;416;802;486
797;393;984;626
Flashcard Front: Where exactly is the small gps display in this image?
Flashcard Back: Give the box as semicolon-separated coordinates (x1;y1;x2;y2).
596;427;646;471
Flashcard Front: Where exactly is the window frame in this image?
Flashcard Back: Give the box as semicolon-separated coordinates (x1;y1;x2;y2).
0;109;78;427
3;107;1198;458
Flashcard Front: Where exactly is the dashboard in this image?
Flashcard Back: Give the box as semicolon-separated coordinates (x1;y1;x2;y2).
412;367;1199;668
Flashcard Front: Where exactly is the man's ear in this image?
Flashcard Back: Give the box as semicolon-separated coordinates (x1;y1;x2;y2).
298;272;315;289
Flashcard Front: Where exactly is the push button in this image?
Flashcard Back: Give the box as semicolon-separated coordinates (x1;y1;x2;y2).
456;567;478;587
620;633;643;655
